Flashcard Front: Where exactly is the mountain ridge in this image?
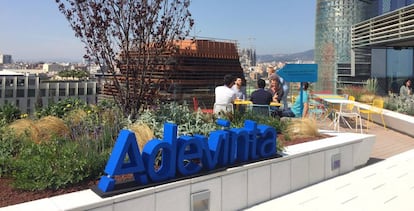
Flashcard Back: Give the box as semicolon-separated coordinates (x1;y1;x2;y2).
257;49;314;62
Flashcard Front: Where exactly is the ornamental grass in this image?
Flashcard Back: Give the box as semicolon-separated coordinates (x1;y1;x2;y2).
129;122;154;150
286;118;320;140
8;119;40;143
35;116;70;142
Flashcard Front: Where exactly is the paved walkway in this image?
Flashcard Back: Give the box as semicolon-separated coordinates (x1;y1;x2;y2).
246;117;414;211
316;117;414;161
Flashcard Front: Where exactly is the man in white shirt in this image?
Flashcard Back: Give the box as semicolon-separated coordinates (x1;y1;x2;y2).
214;74;236;114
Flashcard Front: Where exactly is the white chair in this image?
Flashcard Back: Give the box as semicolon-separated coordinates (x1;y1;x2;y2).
334;96;363;133
249;104;272;117
213;103;234;116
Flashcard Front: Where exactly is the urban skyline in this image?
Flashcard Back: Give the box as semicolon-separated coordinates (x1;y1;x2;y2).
0;0;316;62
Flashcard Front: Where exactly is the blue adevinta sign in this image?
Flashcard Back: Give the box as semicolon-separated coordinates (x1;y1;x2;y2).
97;119;277;193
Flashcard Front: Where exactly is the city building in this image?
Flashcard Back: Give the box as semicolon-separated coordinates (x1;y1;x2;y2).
352;0;414;94
314;0;377;93
100;38;245;107
0;54;12;64
0;70;97;114
316;0;414;94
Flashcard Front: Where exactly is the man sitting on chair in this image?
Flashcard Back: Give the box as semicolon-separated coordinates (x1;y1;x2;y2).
214;74;236;114
250;79;273;115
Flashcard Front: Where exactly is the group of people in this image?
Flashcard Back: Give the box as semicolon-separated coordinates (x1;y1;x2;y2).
214;71;311;118
213;74;246;114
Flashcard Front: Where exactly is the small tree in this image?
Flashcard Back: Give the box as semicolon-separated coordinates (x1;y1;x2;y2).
55;0;194;119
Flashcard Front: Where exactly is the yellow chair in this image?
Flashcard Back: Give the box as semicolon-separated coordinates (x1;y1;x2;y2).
359;98;387;130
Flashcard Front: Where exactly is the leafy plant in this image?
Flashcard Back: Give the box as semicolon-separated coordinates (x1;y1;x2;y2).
12;138;107;191
385;94;414;115
35;98;89;119
136;102;218;138
0;102;21;124
0;128;24;177
0;99;123;191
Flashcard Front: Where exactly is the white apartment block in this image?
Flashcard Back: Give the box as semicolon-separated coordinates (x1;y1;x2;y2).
0;70;97;114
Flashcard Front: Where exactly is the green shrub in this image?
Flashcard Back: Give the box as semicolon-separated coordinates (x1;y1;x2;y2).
35;98;89;119
0;102;21;124
0;128;24;177
137;102;219;138
230;110;288;134
12;138;107;191
226;110;289;152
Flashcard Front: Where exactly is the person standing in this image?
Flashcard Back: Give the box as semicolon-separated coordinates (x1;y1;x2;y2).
291;82;310;118
279;76;290;108
214;74;236;114
399;79;412;97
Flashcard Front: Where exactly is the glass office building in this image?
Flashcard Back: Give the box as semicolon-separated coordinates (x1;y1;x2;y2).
315;0;414;94
314;0;375;93
352;0;414;94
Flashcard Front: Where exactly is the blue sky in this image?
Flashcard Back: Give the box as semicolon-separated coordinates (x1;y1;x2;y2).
0;0;316;62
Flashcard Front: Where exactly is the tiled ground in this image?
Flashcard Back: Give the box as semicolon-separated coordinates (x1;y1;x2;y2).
316;117;414;160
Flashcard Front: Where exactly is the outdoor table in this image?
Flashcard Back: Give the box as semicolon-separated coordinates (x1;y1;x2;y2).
323;98;358;131
314;94;345;120
233;100;282;114
233;100;282;107
313;94;345;100
233;100;252;105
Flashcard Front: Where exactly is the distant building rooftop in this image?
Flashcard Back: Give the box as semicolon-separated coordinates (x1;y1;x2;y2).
0;70;24;76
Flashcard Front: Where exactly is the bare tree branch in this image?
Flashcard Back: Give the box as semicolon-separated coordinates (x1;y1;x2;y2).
55;0;193;119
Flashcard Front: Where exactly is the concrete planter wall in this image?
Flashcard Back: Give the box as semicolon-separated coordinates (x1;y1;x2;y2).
356;102;414;137
7;103;400;211
2;132;375;211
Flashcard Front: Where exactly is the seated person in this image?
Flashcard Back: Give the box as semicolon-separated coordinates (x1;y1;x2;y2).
214;74;236;114
232;76;247;113
267;75;284;113
231;77;246;100
250;79;273;115
400;79;412;97
267;74;284;104
290;82;310;118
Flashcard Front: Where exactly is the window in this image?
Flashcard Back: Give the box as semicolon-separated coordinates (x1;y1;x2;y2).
87;88;93;95
59;88;66;96
28;89;35;97
29;78;36;86
49;89;56;97
17;89;25;97
5;90;13;98
79;88;85;95
69;88;76;96
40;89;46;97
17;79;25;87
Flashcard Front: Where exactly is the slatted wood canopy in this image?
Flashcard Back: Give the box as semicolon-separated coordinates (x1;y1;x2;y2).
100;39;245;108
